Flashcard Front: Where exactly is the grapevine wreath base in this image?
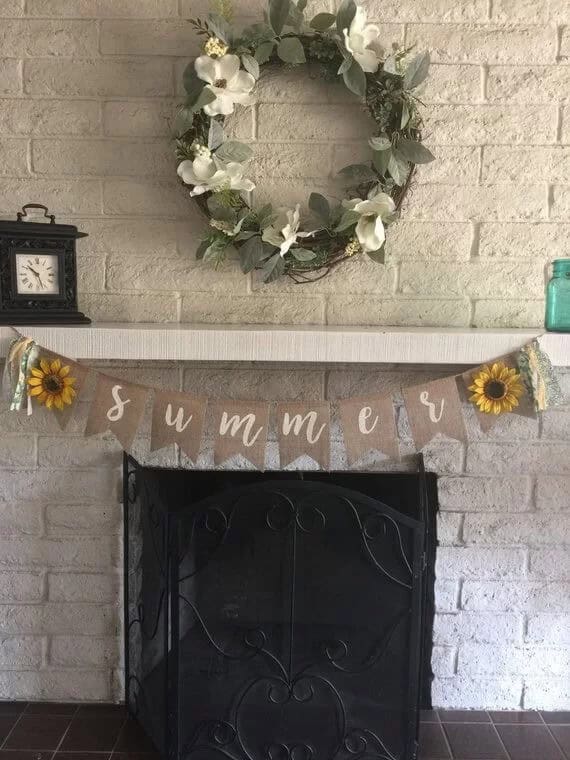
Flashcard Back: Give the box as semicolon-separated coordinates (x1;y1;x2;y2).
175;0;434;283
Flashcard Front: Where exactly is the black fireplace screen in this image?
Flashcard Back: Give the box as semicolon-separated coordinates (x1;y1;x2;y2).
124;456;436;760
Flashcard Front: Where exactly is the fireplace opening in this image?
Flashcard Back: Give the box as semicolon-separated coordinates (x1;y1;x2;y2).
124;455;438;760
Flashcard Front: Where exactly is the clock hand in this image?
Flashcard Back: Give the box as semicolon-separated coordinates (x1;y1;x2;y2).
25;266;45;289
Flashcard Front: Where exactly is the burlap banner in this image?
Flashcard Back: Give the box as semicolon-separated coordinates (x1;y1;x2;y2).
402;376;467;450
276;402;330;469
211;400;270;469
150;389;206;462
34;350;90;430
338;395;399;465
85;373;148;452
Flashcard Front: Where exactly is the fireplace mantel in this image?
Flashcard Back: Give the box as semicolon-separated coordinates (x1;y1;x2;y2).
1;324;568;365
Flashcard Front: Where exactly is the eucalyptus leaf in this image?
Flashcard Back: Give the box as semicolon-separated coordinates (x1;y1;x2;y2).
387;149;410;186
383;55;398;75
336;0;356;34
194;87;216;112
235;230;258;241
277;36;306;64
269;0;291;34
343;58;366;97
241;54;260;79
310;12;336;31
262;252;286;282
372;148;391;175
287;2;304;31
338;163;377;185
239;235;268;273
369;135;391;151
183;67;202;100
215;140;254;163
195;239;210;260
337;56;352;75
335;209;360;232
366;243;385;264
256;203;274;227
297;0;308;11
400;101;410;129
404;51;430;89
173;105;195;137
254;40;275;63
207;196;236;222
203;239;229;267
396;138;435;164
309;192;330;223
208;119;225;150
291;247;317;261
207;13;231;42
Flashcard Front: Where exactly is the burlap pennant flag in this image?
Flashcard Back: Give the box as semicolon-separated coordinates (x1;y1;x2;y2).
150;389;206;462
85;373;148;452
402;376;466;450
277;402;330;469
211;400;269;469
29;350;89;430
339;395;399;465
460;353;536;433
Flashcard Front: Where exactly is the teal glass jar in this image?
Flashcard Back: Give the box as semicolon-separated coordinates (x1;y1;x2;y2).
546;259;570;332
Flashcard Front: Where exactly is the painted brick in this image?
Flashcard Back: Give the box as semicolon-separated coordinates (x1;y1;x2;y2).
45;503;120;535
438;476;532;512
0;99;101;136
561;29;570;58
0;638;42;669
0;604;117;635
368;0;488;22
101;19;200;56
39;436;122;469
436;547;526;579
527;614;570;644
326;297;470;327
529;550;570;580
406;24;556;64
0;179;101;216
479;223;570;259
473;299;545;329
386;222;472;262
483;146;570;183
183;368;324;403
0;60;21;95
551;186;570;221
524;680;570;711
435;580;460;613
103;179;190;217
0;503;42;536
462;581;570;612
491;0;549;21
432;646;457;677
437;513;463;545
257;104;375;141
0;670;111;702
0;20;98;56
76;218;183;257
0;537;116;569
253;64;350;105
25;59;173;97
550;0;570;22
434;612;523;645
103;100;176;137
26;0;178;16
459;643;570;676
541;409;570;439
0;0;23;14
488;66;570;103
81;290;179;322
415;64;482;103
467;442;570;475
48;572;118;602
50;636;119;667
432;676;523;710
425;105;556;145
181;294;325;325
252;143;332;180
32;139;174;178
464;514;569;546
0;572;43;603
0;469;118;504
536;477;570;511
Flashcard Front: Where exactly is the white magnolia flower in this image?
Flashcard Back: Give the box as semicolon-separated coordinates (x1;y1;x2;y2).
342;191;396;252
195;54;255;116
343;6;383;73
262;204;315;257
177;155;255;197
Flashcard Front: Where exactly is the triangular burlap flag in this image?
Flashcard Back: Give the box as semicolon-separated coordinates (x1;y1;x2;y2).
339;395;399;465
211;400;269;469
85;373;148;452
402;376;466;450
30;350;89;430
276;401;330;470
150;389;206;462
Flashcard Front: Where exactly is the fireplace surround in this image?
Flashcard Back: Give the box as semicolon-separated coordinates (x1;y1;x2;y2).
124;455;438;760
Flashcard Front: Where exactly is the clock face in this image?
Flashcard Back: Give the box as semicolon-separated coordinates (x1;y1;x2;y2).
15;253;60;295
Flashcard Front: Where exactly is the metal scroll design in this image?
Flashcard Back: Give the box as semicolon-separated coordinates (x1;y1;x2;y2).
176;487;414;760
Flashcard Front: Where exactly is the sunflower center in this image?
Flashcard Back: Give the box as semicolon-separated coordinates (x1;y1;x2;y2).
485;379;507;400
44;374;63;393
214;78;227;88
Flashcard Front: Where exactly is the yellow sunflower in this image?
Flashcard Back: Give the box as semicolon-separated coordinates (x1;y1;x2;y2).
469;362;525;415
27;358;77;411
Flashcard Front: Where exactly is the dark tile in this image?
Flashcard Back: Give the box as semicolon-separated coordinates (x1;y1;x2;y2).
419;723;451;759
421;709;440;723
439;710;491;723
542;712;570;725
0;705;26;717
443;723;507;759
5;716;71;750
550;725;570;756
59;718;124;752
496;725;564;760
0;716;17;744
0;752;53;760
54;754;111;760
112;754;161;760
25;704;78;717
114;720;157;754
489;711;542;724
75;705;125;718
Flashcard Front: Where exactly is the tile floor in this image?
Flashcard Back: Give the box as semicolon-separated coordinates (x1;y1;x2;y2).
0;703;569;760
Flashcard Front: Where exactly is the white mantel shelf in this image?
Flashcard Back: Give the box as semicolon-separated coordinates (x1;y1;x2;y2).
1;324;569;366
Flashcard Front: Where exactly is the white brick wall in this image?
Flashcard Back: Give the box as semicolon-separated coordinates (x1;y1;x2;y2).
0;0;566;325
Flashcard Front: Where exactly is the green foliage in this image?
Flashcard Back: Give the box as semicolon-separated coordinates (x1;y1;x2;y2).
262;253;286;282
310;12;336;31
277;37;306;64
343;58;366;97
215;140;254;163
404;51;430;90
309;193;330;224
336;0;356;34
269;0;291;34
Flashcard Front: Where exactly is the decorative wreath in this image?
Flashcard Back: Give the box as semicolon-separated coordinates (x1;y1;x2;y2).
175;0;434;283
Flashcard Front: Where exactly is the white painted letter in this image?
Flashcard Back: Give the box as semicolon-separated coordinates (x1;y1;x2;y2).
358;406;379;435
282;412;326;445
419;391;445;423
165;403;193;433
220;412;263;447
107;385;131;422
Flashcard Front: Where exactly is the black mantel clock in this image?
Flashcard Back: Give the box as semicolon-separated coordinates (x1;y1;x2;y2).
0;204;90;325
